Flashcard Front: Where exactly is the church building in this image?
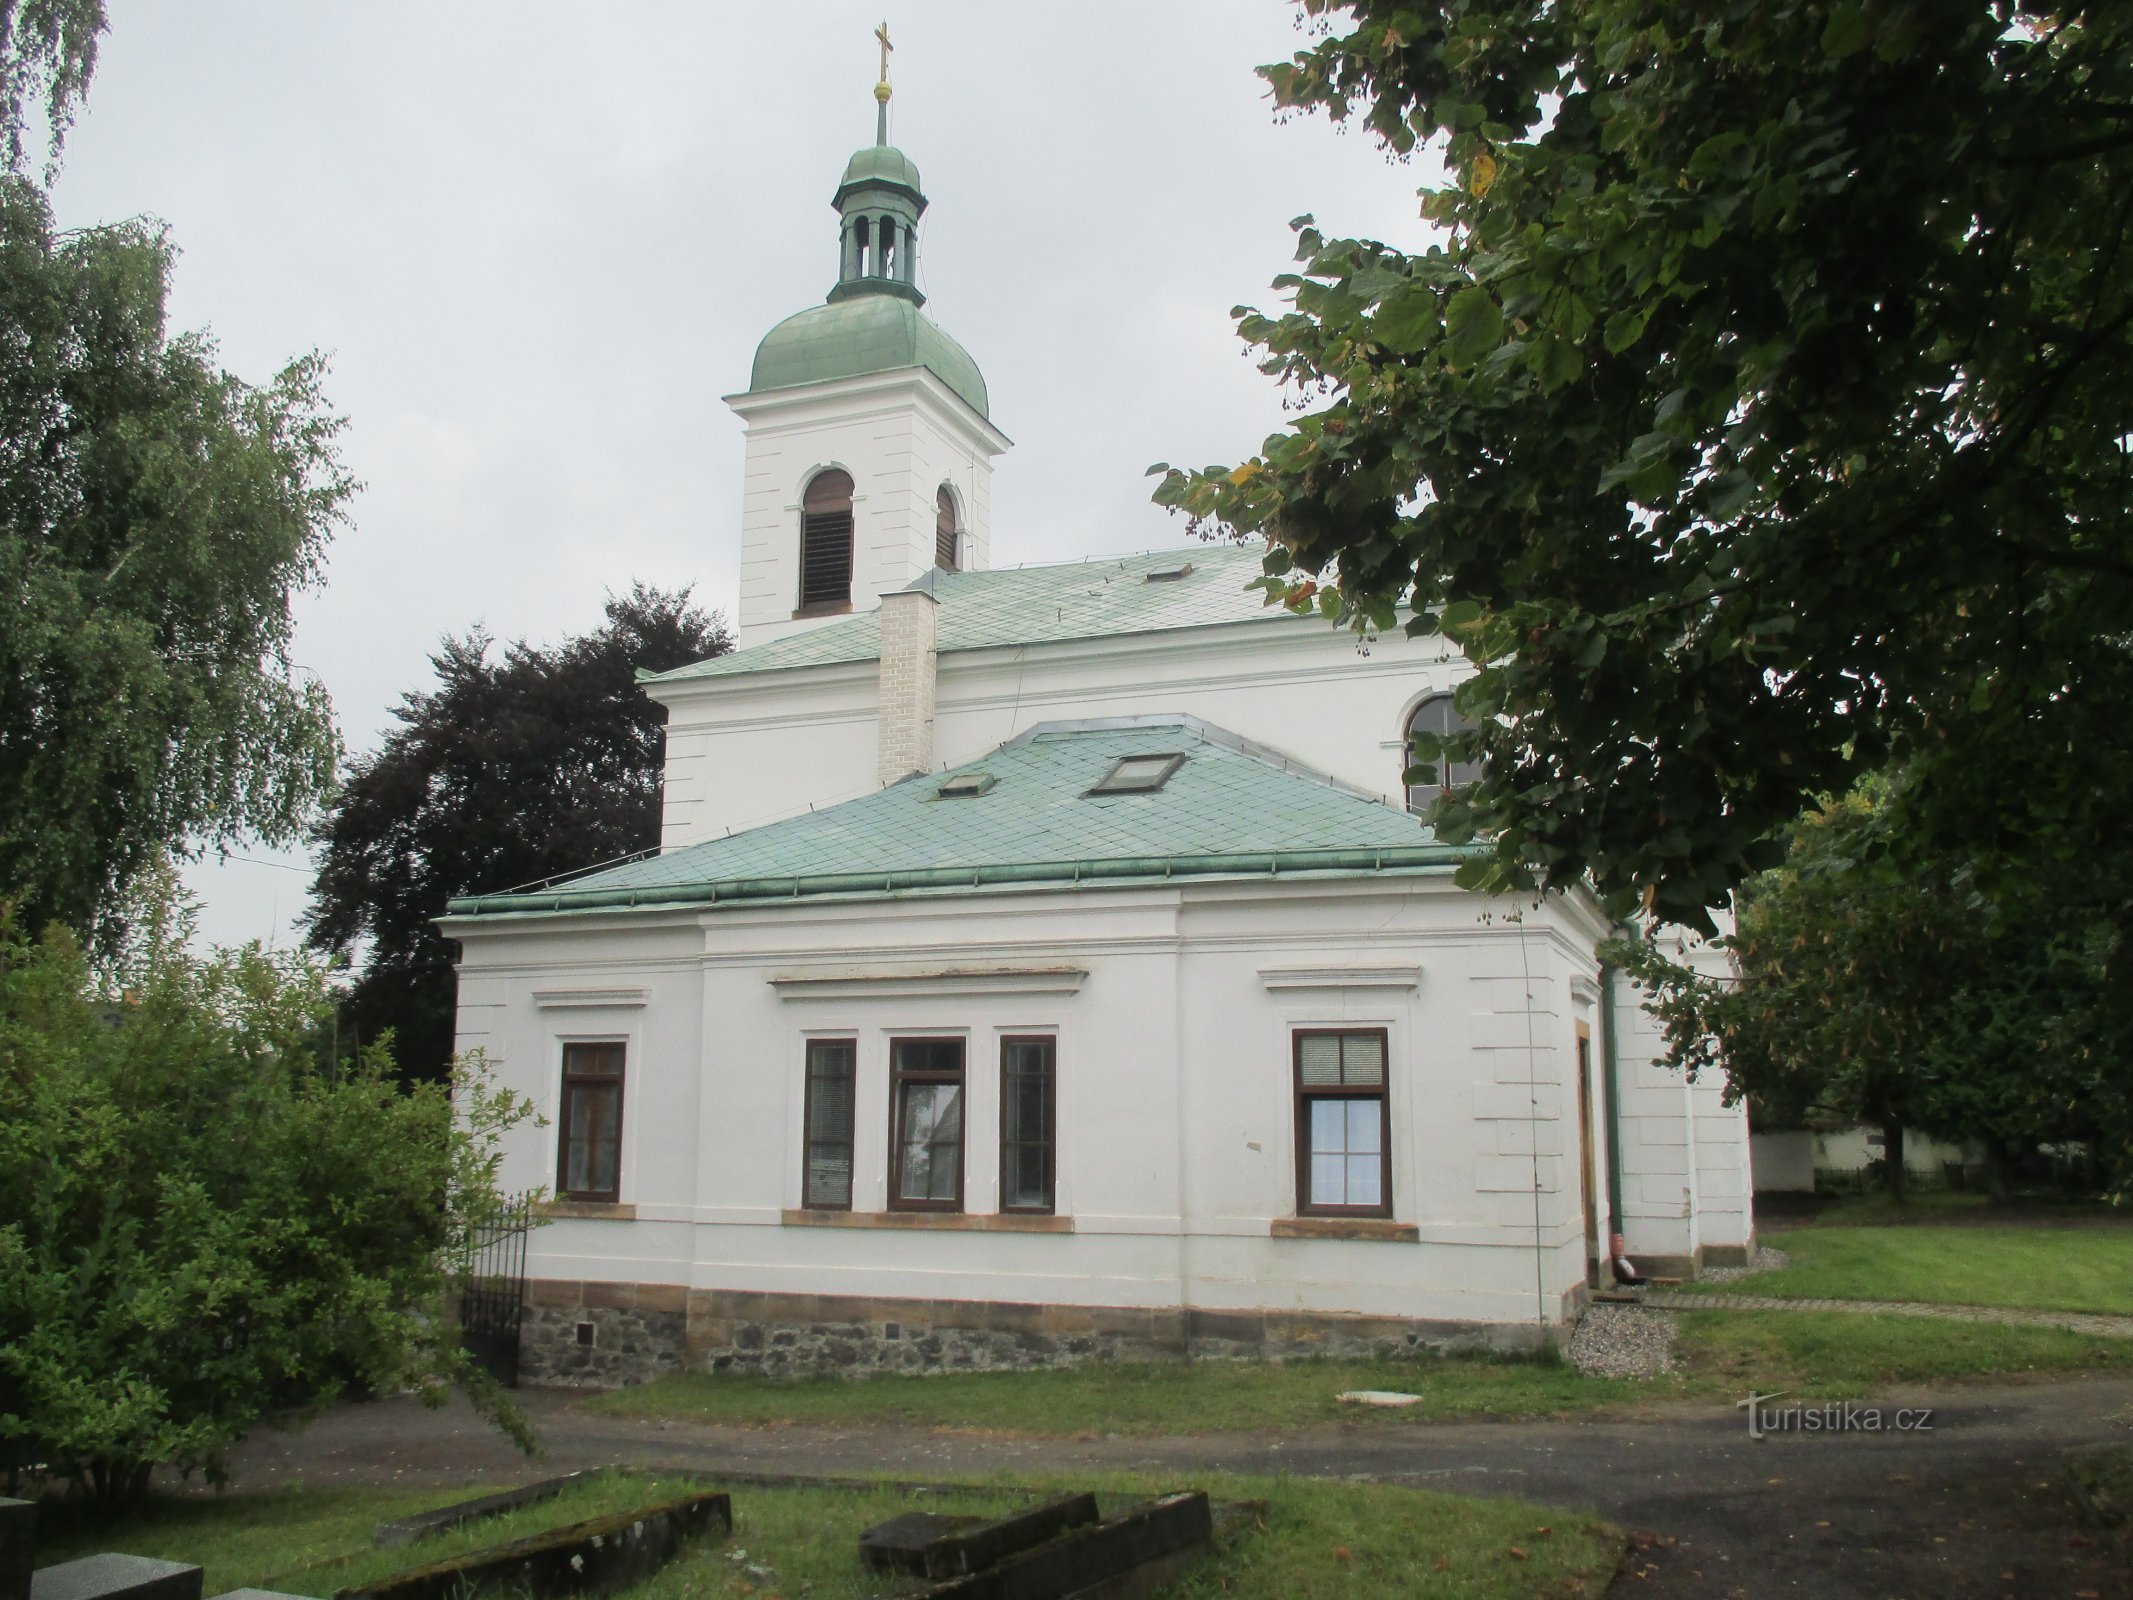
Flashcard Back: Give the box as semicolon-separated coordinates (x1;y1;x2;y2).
441;66;1754;1387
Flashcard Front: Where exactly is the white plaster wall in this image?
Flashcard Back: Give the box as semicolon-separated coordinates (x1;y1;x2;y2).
449;877;1610;1330
1610;923;1752;1264
729;370;1005;649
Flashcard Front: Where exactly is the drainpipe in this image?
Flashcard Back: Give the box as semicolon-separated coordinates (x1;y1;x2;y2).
1598;955;1627;1236
876;576;938;785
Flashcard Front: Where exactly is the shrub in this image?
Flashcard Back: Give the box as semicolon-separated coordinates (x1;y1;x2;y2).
0;887;538;1502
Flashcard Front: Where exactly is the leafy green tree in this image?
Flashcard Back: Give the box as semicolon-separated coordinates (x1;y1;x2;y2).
0;0;105;177
1618;785;2122;1198
306;588;730;1082
0;99;352;944
1154;1;2133;942
0;875;537;1504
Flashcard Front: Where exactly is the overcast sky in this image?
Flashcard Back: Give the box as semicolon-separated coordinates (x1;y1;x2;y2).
48;2;1443;950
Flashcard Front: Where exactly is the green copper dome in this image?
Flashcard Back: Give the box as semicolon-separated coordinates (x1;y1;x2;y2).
836;144;923;206
750;295;989;419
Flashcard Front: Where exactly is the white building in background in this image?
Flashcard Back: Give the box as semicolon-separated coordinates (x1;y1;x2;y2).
440;86;1753;1386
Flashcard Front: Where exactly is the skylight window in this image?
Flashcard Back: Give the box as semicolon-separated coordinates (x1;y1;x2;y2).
1088;753;1185;795
933;771;997;799
1143;562;1194;583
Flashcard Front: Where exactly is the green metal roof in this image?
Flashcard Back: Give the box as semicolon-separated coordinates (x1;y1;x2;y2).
646;544;1289;685
446;717;1464;919
835;144;923;204
748;293;987;418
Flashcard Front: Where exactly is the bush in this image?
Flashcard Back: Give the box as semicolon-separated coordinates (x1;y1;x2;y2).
0;887;538;1503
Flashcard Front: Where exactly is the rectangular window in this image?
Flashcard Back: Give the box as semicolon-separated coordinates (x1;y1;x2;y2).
1293;1029;1391;1217
558;1041;625;1202
889;1037;965;1211
1000;1036;1056;1214
802;1038;857;1210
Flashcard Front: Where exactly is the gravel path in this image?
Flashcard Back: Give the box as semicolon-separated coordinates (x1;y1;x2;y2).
1641;1289;2133;1338
1566;1303;1680;1379
1694;1245;1790;1284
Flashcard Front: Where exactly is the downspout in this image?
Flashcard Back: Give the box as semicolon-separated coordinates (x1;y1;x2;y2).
1598;953;1626;1238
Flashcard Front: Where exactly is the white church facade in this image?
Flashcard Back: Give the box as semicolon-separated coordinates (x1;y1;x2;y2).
441;93;1754;1387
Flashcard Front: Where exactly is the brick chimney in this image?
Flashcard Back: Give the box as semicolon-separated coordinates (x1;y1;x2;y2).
876;580;938;785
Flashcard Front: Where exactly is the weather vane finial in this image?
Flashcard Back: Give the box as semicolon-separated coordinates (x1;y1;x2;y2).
874;20;894;144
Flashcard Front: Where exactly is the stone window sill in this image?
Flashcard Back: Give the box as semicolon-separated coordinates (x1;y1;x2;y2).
537;1199;638;1221
791;601;853;620
781;1209;1073;1234
1270;1216;1419;1242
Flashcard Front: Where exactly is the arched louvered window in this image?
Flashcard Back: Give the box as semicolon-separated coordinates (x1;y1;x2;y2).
799;469;855;610
935;486;959;571
1404;693;1482;813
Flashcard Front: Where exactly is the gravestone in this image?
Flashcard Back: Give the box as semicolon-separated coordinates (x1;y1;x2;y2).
29;1555;202;1600
0;1499;34;1600
859;1513;984;1575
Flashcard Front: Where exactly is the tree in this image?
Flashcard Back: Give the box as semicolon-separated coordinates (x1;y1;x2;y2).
306;587;729;1082
1153;1;2133;942
0;0;105;178
0;876;537;1504
1617;783;2124;1198
1;0;352;946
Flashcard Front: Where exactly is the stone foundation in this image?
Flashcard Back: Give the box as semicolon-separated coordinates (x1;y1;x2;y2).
521;1283;688;1388
518;1281;1558;1387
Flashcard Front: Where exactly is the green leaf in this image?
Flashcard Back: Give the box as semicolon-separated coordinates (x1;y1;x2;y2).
1821;3;1872;59
1443;286;1504;368
1374;284;1441;354
1603;304;1651;355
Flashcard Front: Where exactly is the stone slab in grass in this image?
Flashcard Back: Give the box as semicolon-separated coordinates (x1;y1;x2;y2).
862;1495;1100;1580
373;1471;609;1547
909;1492;1212;1600
29;1555;202;1600
858;1513;984;1575
335;1489;730;1600
2;1498;35;1600
210;1590;316;1600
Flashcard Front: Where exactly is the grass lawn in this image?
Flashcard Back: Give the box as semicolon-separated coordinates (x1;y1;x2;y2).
31;1469;1624;1600
586;1352;1642;1434
1683;1217;2133;1315
1675;1308;2133;1395
585;1305;2133;1439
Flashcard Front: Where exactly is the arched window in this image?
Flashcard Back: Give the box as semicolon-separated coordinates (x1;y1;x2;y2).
934;486;959;571
877;217;897;279
799;469;855;610
1404;693;1481;813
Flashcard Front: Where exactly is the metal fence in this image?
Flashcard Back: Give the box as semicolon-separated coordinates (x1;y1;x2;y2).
457;1193;535;1386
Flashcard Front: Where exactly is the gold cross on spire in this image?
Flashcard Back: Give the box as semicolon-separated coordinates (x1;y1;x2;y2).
873;19;894;142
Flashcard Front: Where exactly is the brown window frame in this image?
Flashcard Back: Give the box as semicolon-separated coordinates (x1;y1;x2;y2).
998;1035;1057;1215
556;1040;626;1204
1292;1028;1393;1220
887;1036;966;1213
801;1037;858;1211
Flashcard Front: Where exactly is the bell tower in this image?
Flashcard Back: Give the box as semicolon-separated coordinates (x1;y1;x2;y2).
726;27;1010;650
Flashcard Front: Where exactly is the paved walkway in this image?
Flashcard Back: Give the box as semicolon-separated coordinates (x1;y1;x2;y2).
1640;1289;2133;1339
221;1378;2133;1600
